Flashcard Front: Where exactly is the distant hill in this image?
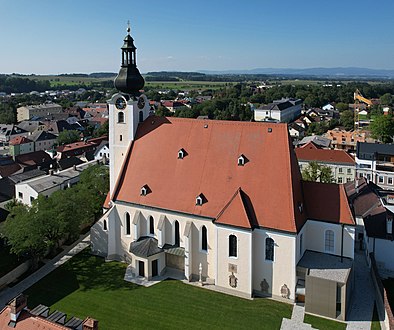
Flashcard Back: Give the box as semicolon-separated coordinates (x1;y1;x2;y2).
199;67;394;78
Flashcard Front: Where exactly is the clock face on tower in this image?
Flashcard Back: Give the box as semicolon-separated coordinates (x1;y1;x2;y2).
137;96;145;109
115;97;126;110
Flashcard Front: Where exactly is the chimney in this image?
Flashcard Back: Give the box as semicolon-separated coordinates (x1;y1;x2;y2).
387;215;393;235
355;179;359;194
82;317;99;330
8;294;27;323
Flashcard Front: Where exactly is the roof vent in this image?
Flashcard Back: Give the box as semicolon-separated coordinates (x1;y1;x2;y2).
268;128;272;133
204;124;208;128
298;202;303;213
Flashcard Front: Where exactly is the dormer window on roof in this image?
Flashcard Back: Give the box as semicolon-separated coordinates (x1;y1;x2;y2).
238;155;246;166
178;148;186;159
196;194;203;206
140;185;149;196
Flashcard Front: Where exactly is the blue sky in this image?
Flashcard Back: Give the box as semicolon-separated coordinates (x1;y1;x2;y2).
1;0;394;74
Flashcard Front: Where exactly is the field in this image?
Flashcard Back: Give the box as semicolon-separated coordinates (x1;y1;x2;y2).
24;249;292;329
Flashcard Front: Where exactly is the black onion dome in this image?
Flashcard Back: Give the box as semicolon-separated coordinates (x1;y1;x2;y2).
114;25;145;95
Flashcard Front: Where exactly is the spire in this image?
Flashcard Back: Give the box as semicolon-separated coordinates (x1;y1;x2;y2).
114;22;145;95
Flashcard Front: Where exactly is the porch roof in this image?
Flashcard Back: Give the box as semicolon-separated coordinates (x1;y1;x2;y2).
129;237;163;258
297;250;353;284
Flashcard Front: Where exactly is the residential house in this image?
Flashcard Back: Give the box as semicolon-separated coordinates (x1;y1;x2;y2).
345;178;394;277
161;100;186;113
296;142;356;184
0;156;22;179
0;294;98;330
29;130;57;152
15;150;54;172
0;125;29;143
9;136;34;158
17;103;62;122
356;142;394;190
94;141;109;162
288;123;305;139
15;159;99;206
254;98;302;123
55;141;97;160
324;129;370;152
297;135;331;149
17;121;46;134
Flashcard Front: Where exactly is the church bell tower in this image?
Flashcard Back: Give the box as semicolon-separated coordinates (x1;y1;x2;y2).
108;23;150;196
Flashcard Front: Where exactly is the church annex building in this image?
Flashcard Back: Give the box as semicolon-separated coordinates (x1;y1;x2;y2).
91;27;356;321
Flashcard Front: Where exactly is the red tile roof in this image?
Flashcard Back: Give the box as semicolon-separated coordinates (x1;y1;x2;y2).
302;181;355;225
114;116;306;233
9;136;32;146
0;307;67;330
296;142;355;164
216;188;255;229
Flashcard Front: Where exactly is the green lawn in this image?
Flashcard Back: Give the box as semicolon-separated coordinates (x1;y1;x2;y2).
24;249;291;330
371;303;381;330
0;246;26;278
303;313;347;330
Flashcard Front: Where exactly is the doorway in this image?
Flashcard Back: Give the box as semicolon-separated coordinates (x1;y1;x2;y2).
152;259;158;277
138;260;145;277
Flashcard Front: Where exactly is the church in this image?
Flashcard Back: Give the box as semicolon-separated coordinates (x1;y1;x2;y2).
91;26;356;321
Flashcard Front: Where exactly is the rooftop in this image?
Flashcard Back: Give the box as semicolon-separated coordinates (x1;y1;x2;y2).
297;250;353;283
296;142;355;165
114;116;306;233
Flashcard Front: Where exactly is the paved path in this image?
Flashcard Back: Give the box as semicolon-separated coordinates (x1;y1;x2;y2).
280;304;317;330
0;233;90;309
346;250;375;330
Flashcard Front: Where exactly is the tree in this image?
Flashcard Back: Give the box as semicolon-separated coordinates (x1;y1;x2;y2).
0;204;47;268
380;93;393;106
301;161;334;183
93;120;109;137
370;114;394;143
336;102;349;112
340;110;354;130
57;130;81;145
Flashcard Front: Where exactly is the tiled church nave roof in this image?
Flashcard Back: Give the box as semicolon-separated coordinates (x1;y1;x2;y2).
114;116;306;233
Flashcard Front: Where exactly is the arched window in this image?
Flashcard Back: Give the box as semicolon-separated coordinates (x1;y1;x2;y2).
325;230;334;253
201;226;207;251
118;111;124;123
149;216;154;235
174;220;180;246
265;237;274;261
103;219;107;231
139;111;144;123
125;212;131;236
229;234;237;257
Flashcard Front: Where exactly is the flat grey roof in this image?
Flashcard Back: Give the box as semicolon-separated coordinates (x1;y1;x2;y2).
297;250;353;284
22;160;97;193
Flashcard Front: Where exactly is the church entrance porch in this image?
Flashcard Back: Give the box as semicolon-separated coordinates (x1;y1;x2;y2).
125;236;187;286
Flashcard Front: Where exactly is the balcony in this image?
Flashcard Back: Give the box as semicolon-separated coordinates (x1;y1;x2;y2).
376;161;394;173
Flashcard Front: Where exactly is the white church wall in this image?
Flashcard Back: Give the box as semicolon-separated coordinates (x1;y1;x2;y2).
252;229;296;301
304;220;355;259
216;225;252;296
110;203;216;279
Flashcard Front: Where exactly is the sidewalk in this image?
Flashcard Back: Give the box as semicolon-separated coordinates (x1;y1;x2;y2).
0;233;90;309
280;304;317;330
346;250;375;330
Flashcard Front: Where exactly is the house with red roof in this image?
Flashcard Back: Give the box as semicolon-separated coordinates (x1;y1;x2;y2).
90;29;357;321
9;136;34;158
296;142;355;184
